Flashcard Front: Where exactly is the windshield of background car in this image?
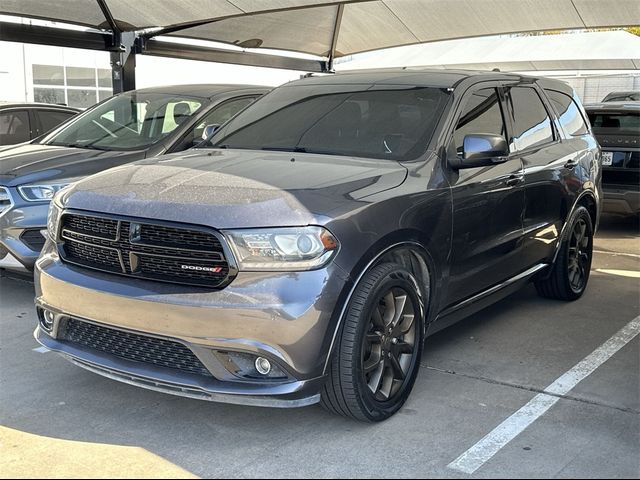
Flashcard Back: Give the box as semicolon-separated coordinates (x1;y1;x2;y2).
603;93;640;102
212;85;450;161
587;111;640;136
40;92;204;150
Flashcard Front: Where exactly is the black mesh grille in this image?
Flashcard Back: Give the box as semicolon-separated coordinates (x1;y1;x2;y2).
140;224;222;251
59;213;230;287
20;230;47;251
63;214;118;239
60;318;212;377
63;239;122;272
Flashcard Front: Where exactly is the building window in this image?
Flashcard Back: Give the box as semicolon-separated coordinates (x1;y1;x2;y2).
32;64;113;108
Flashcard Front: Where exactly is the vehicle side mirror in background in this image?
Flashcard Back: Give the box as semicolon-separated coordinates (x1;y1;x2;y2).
450;134;509;169
201;124;221;141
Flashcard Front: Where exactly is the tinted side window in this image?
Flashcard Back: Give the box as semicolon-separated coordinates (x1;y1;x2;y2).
453;87;506;154
545;90;588;136
507;87;554;151
37;110;76;134
192;97;256;142
0;110;30;145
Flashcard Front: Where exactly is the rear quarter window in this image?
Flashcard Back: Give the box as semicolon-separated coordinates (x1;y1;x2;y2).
544;90;589;136
506;86;554;152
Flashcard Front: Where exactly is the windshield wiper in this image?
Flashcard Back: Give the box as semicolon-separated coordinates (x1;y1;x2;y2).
48;142;108;151
261;146;308;153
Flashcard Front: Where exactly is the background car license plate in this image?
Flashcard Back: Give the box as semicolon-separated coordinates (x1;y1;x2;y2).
602;152;613;166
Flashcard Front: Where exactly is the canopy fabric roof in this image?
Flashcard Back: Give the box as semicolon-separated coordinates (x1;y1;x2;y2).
337;30;640;72
2;0;639;60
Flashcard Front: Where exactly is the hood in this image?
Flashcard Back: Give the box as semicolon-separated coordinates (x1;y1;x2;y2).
0;143;146;186
63;149;408;228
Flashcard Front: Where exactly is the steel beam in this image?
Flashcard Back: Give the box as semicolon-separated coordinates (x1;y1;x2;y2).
0;22;112;51
141;39;327;73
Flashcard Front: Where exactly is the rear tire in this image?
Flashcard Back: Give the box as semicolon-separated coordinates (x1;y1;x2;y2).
536;206;593;301
320;263;425;422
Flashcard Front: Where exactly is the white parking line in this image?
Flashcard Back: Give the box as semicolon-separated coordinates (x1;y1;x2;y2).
593;250;640;259
32;346;49;354
448;316;640;475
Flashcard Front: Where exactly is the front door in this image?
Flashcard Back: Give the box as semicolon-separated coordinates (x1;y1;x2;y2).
444;84;525;307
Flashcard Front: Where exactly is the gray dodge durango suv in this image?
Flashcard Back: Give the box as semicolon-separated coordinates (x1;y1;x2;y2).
34;70;601;422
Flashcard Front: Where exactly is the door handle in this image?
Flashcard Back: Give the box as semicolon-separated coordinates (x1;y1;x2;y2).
564;159;579;169
505;174;523;187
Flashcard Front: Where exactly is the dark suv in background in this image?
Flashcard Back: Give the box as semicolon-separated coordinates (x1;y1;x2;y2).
34;70;600;422
586;102;639;215
0;84;267;273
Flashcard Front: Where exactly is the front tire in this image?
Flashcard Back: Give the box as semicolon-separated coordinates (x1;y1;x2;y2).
321;263;425;422
536;206;594;301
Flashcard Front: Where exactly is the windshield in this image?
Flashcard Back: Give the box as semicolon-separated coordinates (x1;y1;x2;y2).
41;92;204;150
587;111;639;136
212;85;449;161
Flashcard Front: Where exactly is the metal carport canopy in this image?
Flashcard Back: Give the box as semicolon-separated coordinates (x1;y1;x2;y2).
1;0;639;89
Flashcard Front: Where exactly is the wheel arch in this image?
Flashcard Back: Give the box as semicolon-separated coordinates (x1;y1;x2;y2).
551;190;598;266
323;232;439;375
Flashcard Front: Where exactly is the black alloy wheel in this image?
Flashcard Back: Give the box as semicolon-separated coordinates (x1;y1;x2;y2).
362;287;417;402
536;205;593;301
567;217;591;293
321;262;426;422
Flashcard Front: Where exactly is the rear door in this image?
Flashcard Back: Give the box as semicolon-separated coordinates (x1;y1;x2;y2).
505;84;583;267
445;83;526;305
34;108;78;137
0;109;31;145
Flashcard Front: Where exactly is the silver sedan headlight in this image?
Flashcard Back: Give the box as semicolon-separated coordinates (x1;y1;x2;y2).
224;226;339;271
18;183;70;202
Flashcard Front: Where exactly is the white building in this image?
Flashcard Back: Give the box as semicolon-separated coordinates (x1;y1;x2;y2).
1;30;638;107
0;40;302;107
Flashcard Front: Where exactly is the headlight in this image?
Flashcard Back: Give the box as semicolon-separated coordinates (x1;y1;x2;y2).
18;183;69;202
46;194;64;240
224;226;339;271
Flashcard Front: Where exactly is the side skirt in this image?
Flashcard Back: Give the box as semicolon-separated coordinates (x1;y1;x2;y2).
428;263;549;336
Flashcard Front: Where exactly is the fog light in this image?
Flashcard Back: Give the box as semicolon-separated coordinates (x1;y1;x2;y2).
38;308;55;332
218;351;288;380
255;357;272;375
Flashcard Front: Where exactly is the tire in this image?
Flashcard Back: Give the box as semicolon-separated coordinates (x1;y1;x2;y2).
535;205;594;301
320;262;425;422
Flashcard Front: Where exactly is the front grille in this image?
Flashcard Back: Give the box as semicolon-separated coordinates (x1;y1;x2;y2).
59;212;230;287
20;230;47;252
0;187;13;216
59;318;213;377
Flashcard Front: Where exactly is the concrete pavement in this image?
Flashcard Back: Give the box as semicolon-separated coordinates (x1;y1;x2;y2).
1;214;638;478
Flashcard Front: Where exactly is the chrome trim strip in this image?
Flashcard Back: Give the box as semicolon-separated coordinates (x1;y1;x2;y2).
436;263;548;319
61;228;118;242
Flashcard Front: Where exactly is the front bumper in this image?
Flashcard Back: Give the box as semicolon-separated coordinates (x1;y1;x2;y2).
0;192;49;272
34;242;351;407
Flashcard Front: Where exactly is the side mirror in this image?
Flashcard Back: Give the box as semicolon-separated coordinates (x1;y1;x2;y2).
201;124;221;141
450;134;509;169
